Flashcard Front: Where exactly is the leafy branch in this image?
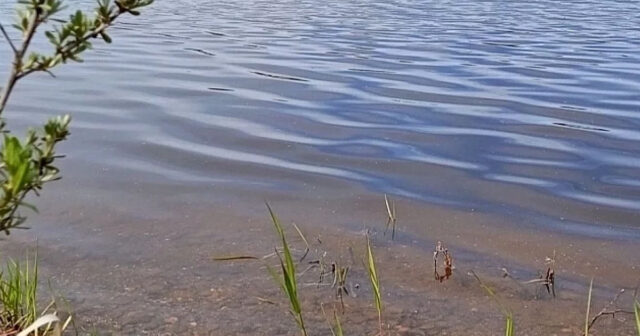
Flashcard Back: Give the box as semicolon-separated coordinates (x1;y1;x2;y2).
0;0;153;234
1;0;154;114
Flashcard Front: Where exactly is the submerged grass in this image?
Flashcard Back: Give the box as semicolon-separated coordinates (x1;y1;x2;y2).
321;304;344;336
634;299;639;336
471;271;514;336
332;263;350;312
383;195;397;240
265;203;307;336
291;222;310;262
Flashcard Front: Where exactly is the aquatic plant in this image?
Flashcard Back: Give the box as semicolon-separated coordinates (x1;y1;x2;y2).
471;271;514;336
331;262;350;313
365;233;383;335
321;303;344;336
383;195;397;239
265;203;308;336
584;278;593;336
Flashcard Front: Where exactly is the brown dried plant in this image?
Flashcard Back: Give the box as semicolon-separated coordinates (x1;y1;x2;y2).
433;241;453;282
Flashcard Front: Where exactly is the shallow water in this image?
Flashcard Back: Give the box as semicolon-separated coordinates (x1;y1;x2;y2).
1;0;640;334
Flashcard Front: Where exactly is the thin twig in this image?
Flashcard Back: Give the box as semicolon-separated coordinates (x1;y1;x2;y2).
0;9;41;114
15;10;123;81
588;289;635;329
0;22;18;55
589;309;634;329
1;6;133;115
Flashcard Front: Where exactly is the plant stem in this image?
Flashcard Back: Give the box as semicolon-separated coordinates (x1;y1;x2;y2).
0;23;18;55
299;316;308;336
0;7;127;116
585;278;593;336
0;10;40;116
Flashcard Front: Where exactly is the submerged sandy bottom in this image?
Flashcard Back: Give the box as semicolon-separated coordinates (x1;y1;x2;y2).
3;180;638;336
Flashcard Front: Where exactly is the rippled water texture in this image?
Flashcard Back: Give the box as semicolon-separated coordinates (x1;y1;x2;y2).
2;1;640;334
2;0;640;236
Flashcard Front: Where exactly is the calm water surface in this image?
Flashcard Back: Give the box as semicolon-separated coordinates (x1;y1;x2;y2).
2;0;640;237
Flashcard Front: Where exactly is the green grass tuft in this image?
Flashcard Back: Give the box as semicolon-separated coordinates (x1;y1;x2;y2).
0;252;39;333
0;251;71;336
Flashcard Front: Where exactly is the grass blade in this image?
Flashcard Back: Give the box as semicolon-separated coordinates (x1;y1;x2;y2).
334;309;344;336
505;315;514;336
365;233;383;334
633;300;639;336
0;252;39;332
291;222;310;262
321;304;345;336
471;271;514;336
585;278;593;336
383;195;397;239
265;203;307;336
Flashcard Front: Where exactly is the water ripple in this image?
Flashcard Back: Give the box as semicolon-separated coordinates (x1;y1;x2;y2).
2;0;639;232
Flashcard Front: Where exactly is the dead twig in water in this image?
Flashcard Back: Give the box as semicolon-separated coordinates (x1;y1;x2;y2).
502;251;556;298
256;296;276;305
331;262;350;313
383;194;397;239
471;271;514;336
212;255;259;261
292;222;310;262
588;288;635;329
542;251;556;297
433;241;453;282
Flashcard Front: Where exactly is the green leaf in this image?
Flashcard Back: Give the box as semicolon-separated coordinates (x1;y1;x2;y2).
100;31;112;43
44;31;58;45
3;135;25;176
18;201;39;214
11;160;30;194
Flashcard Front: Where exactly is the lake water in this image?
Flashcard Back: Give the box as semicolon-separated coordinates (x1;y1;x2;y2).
1;0;639;334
